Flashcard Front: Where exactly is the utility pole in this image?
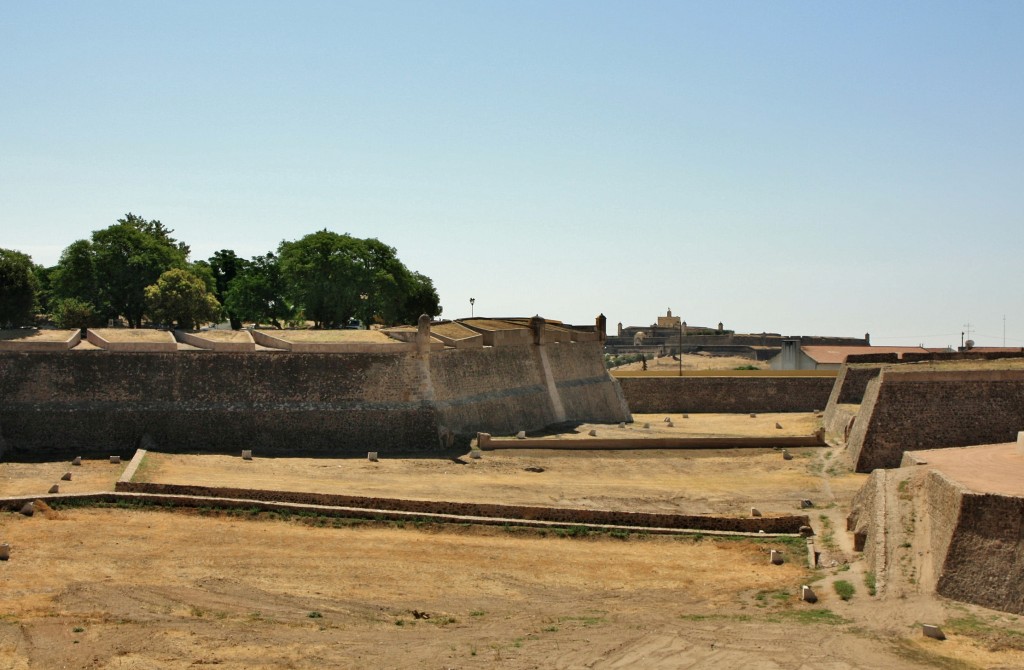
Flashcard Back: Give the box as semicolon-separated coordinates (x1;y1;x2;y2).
470;297;475;318
963;321;973;343
678;320;683;377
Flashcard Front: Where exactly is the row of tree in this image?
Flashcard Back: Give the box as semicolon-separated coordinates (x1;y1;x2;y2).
0;214;442;330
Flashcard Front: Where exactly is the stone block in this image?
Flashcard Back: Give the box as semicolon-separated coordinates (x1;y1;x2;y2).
663;417;671;423
782;450;793;461
643;423;651;429
682;414;689;419
750;508;761;517
469;450;482;460
48;484;59;494
0;543;8;560
72;456;82;466
19;502;34;517
775;422;783;429
750;413;756;418
800;499;813;509
368;452;378;462
241;450;253;460
922;624;946;640
588;429;598;437
516;431;526;439
799;525;814;537
61;472;72;481
770;549;784;565
1018;431;1024;455
801;585;817;603
618;422;625;428
109;455;121;464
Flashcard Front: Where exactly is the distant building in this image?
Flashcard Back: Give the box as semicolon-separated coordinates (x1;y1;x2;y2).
605;309;869;361
769;341;929;371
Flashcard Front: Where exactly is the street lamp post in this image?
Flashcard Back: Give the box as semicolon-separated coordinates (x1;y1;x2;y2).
678;321;683;377
470;298;475;318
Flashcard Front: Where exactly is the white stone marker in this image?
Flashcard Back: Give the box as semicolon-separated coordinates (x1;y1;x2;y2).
666;421;674;428
588;429;598;437
619;422;626;428
801;585;817;603
750;413;757;418
775;422;783;429
1017;431;1024;455
367;452;378;462
61;472;72;481
515;431;526;439
109;455;121;464
770;550;784;565
19;502;34;517
782;450;793;461
922;624;946;640
241;450;253;460
0;543;9;560
682;414;689;419
469;450;482;460
750;508;762;517
48;484;59;494
72;456;82;466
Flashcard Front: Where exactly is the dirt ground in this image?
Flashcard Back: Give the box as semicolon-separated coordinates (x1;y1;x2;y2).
612;352;770;371
3;415;1024;668
126;413;830;516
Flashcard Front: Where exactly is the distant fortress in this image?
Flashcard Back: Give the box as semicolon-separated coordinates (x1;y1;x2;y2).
604;308;869;360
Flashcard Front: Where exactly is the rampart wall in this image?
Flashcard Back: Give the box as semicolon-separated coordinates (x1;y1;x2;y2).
617;376;835;413
0;341;629;460
848;467;1024;615
938;486;1024;614
111;481;808;533
847;369;1024;472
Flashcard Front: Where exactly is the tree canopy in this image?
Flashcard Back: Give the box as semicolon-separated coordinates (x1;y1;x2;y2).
16;216;442;330
0;248;39;328
278;230;441;328
144;268;222;330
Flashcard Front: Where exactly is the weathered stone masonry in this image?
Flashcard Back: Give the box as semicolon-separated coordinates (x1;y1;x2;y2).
617;376;834;414
0;340;630;460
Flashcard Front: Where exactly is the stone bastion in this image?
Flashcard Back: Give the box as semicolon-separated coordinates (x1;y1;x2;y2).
848;439;1024;615
0;316;630;460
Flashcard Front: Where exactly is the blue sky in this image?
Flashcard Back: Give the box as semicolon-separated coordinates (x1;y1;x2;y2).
2;1;1021;347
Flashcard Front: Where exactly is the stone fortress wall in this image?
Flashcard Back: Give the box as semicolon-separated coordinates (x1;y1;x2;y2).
0;316;630;460
617;376;834;414
845;366;1024;472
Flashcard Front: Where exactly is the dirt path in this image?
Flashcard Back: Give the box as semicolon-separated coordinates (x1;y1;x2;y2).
2;507;1012;669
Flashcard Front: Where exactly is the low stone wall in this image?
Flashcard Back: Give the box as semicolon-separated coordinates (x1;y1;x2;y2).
618;376;835;413
113;481;809;533
479;433;826;450
847;369;1024;472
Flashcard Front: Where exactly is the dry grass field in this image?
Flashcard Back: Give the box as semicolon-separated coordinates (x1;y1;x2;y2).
4;414;1024;668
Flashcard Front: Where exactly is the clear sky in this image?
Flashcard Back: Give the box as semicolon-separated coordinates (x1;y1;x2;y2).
2;1;1022;348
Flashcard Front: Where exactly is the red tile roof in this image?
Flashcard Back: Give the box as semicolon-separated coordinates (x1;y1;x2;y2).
800;345;929;365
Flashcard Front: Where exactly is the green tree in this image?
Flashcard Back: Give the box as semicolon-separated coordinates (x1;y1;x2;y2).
278;230;441;328
278;230;363;328
144;268;221;330
401;271;442;323
223;253;291;328
91;213;189;327
50;239;102;314
52;297;101;330
0;248;39;327
207;249;247;329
